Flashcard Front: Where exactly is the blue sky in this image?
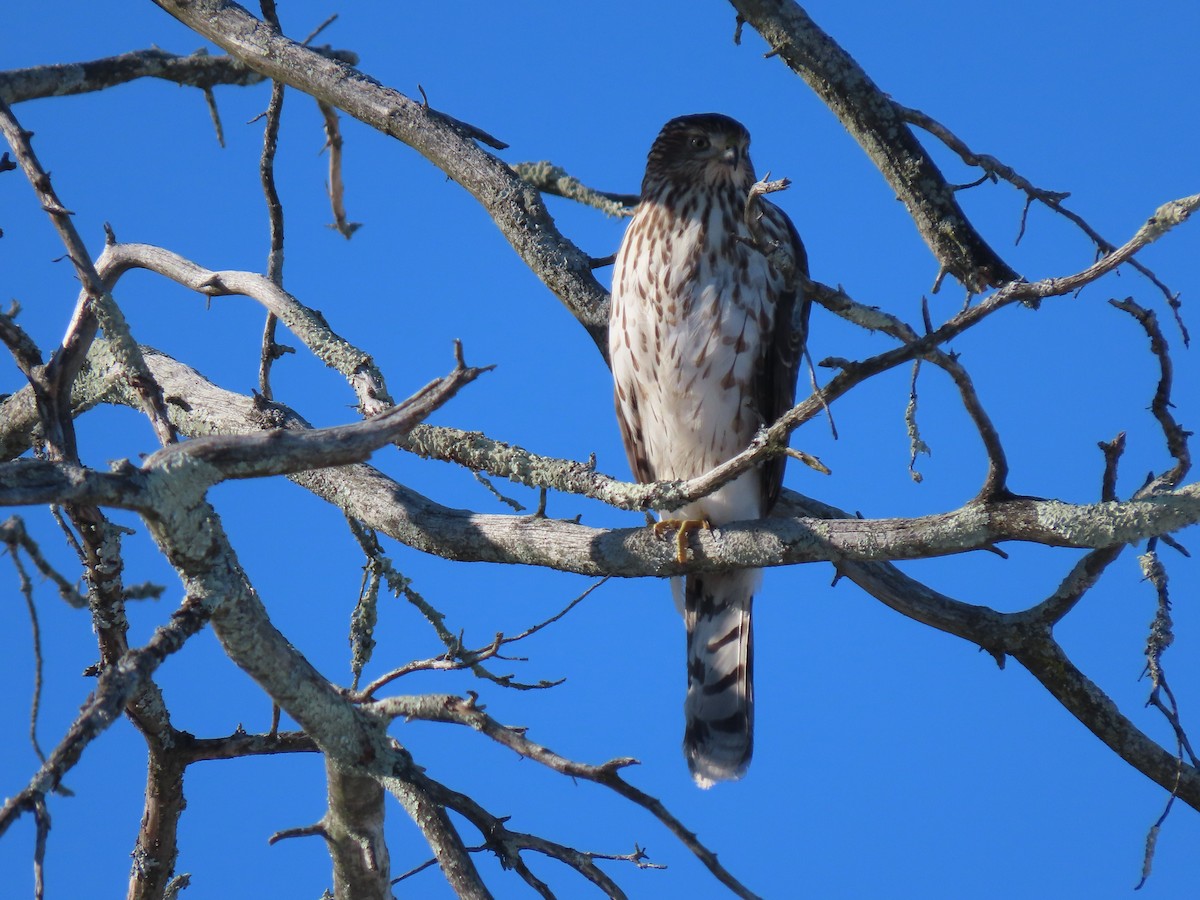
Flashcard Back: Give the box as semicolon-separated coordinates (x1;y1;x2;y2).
2;2;1199;898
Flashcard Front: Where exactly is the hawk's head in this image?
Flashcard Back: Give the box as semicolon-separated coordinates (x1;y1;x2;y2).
641;113;756;200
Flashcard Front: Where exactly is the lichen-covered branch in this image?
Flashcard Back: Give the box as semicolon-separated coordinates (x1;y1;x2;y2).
511;161;638;217
93;241;394;416
0;102;211;898
0;598;210;839
2;9;1196;895
775;492;1200;809
4;346;1199;578
140;351;486;485
0;100;176;453
322;759;392;900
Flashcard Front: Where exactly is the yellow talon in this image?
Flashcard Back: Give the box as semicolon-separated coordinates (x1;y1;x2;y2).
653;518;712;563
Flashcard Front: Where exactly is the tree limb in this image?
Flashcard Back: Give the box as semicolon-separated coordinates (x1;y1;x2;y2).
0;598;210;838
0;46;359;104
3;349;1198;578
151;0;611;355
729;0;1018;290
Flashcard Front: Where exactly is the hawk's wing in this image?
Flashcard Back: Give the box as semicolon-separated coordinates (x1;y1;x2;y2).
756;202;810;515
614;372;656;485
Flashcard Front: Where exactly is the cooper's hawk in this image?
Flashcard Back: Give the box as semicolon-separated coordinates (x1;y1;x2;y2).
610;113;809;787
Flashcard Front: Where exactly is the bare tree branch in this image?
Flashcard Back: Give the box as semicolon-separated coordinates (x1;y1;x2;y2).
370;693;756;898
0;99;177;451
5;344;1198;578
777;491;1200;809
318;101;363;238
0;597;210;838
2;9;1195;896
511;161;638;217
729;0;1017;290
256;8;289;402
182;729;317;763
93;241;394;415
895;101;1188;337
152;0;611;355
0;46;359;104
1110;298;1191;488
140;352;487;483
1;514;87;608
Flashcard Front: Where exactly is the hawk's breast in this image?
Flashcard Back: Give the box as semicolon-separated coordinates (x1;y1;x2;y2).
610;191;786;524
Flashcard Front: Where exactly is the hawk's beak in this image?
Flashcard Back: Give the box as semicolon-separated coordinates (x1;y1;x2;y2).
721;146;739;166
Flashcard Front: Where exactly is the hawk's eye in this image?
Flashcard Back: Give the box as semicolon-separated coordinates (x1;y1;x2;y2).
688;135;711;152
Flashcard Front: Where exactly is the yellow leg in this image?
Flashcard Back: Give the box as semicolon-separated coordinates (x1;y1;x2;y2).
653;518;712;563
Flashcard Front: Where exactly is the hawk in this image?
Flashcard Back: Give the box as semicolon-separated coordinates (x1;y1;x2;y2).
610;113;809;787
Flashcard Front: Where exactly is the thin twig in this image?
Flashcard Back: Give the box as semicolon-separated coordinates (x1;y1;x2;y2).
895;102;1188;344
1136;771;1180;891
499;577;608;646
347;519;580;697
202;86;225;146
904;360;929;483
268;822;328;845
5;532;47;763
0;515;86;608
318;101;362;238
473;470;526;512
0;598;211;838
394;751;657;897
1110;298;1190;490
301;13;338;46
392;844;488;884
512;161;638;217
370;693;760;898
1099;432;1127;503
355;579;606;699
257;0;288;400
0;98;177;449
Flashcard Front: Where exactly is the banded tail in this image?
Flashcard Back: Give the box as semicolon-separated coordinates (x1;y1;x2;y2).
681;569;757;788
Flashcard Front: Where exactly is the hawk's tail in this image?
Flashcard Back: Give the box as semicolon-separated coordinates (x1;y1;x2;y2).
682;570;756;788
